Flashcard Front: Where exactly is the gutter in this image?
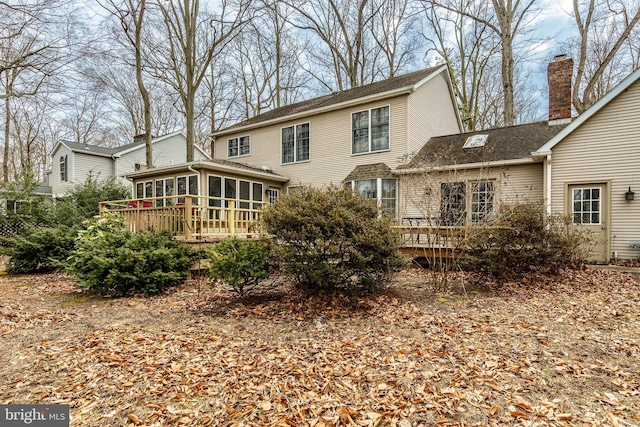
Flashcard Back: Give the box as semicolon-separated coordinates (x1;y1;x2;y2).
124;161;290;183
393;157;538;175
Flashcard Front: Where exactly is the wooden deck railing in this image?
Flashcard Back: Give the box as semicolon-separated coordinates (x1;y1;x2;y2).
99;195;262;241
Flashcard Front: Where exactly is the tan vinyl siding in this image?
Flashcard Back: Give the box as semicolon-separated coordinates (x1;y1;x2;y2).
550;79;640;259
407;73;461;155
216;95;410;188
398;163;543;221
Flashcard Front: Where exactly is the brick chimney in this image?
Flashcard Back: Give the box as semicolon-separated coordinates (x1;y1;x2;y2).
548;54;573;125
133;133;148;144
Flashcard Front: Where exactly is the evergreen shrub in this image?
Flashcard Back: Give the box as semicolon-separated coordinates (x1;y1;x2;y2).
2;227;77;273
259;185;406;295
463;202;589;279
206;236;271;297
65;211;195;296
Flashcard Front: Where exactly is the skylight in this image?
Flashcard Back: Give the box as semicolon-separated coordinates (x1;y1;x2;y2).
463;134;488;149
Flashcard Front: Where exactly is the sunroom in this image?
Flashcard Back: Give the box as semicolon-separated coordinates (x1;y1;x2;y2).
100;159;289;241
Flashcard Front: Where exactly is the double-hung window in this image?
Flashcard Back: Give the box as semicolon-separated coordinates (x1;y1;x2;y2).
282;123;310;164
352;106;389;154
228;136;250;158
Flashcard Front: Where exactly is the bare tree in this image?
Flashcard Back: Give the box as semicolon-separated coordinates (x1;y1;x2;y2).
1;0;71;181
570;0;640;113
150;0;251;162
370;0;421;79
226;0;309;119
102;0;154;167
421;0;501;130
424;0;542;127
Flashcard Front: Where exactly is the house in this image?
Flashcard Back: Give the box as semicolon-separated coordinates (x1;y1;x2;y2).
397;55;640;262
104;56;640;261
532;63;640;262
211;66;463;214
395;121;568;224
49;131;210;197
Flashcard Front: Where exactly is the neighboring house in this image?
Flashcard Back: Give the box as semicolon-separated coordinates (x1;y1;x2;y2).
49;131;210;197
212;66;462;214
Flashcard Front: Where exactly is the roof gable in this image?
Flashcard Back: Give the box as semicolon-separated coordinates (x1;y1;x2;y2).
50;131;209;159
214;66;447;135
400;121;568;170
535;67;640;154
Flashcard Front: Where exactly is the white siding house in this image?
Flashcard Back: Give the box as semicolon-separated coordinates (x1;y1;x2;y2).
49;131;209;197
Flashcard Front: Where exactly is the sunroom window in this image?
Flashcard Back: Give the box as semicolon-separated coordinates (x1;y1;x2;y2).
349;178;397;215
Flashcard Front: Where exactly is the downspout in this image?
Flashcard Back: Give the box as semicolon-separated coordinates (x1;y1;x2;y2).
546;153;552;217
187;164;200;198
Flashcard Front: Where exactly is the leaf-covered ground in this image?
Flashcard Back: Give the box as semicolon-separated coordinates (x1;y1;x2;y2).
0;267;639;426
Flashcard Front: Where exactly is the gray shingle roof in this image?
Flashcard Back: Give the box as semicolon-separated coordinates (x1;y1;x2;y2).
344;163;394;182
60;140;128;156
399;121;569;169
218;66;445;132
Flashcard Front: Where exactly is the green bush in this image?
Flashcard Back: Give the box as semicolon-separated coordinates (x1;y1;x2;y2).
64;211;195;297
206;236;271;297
463;202;589;279
1;226;78;273
259;185;406;295
1;175;132;274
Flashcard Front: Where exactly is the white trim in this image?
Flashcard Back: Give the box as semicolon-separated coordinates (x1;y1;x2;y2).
534;66;640;154
393;157;538;174
115;131;211;160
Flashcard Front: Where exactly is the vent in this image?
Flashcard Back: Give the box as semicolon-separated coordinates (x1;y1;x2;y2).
463;134;488;149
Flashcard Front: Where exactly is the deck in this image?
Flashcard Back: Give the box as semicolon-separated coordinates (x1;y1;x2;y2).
100;195;261;241
100;197;472;258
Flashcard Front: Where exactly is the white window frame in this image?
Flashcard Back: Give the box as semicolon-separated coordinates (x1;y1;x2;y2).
281;122;310;164
267;188;279;204
176;174;199;204
154;178;175;206
470;181;495;224
60;155;68;182
135;180;153;199
227;135;251;158
351;105;390;155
